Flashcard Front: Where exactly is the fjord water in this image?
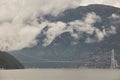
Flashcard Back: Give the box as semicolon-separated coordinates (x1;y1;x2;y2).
0;69;120;80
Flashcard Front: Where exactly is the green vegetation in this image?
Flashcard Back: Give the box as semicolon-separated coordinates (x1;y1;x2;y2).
0;51;24;69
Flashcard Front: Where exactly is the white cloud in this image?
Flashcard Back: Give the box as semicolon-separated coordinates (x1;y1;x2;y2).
86;25;116;43
43;22;67;46
0;0;119;51
42;12;116;46
109;14;120;19
0;21;47;51
0;0;80;51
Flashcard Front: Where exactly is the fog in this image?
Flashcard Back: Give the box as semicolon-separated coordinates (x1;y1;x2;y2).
1;69;120;80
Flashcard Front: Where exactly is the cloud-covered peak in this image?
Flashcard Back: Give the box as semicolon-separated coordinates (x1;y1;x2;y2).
0;0;119;51
42;12;116;47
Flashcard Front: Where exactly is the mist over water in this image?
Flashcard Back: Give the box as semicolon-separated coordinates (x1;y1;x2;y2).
1;69;120;80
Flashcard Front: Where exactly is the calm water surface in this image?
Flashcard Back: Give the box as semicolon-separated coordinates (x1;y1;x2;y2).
0;69;120;80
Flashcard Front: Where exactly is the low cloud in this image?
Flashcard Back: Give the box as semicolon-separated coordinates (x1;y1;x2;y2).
43;12;116;46
109;14;120;19
0;21;47;51
43;22;67;46
0;0;79;51
0;0;118;51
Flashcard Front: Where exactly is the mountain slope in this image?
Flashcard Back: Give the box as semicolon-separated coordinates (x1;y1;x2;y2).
0;51;24;69
11;4;120;68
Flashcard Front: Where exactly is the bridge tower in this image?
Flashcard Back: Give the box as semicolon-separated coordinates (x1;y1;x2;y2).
110;49;118;69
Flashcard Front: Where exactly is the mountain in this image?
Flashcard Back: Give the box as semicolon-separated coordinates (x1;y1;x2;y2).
0;51;24;69
11;4;120;68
